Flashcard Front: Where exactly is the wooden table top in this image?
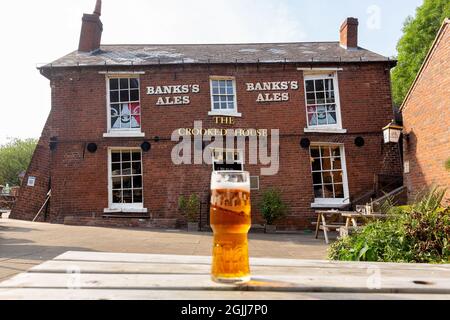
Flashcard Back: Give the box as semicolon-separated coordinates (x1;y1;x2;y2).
340;212;386;218
0;251;449;300
316;210;386;218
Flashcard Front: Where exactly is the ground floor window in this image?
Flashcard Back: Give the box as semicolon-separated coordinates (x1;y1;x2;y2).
109;149;144;210
309;144;349;206
212;149;244;171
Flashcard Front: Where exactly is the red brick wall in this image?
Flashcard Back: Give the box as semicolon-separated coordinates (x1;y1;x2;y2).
11;62;398;230
402;22;450;204
11;110;53;221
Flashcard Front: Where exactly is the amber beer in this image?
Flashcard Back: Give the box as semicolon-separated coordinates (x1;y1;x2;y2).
210;171;251;283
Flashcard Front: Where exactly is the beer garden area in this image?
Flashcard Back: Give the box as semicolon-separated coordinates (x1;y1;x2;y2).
1;1;449;300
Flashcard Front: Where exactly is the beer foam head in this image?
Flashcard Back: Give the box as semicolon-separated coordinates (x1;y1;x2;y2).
211;171;250;192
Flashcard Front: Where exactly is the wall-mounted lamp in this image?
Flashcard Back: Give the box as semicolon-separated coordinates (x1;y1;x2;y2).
354;136;365;147
300;138;311;149
141;141;151;152
383;120;403;144
86;143;98;153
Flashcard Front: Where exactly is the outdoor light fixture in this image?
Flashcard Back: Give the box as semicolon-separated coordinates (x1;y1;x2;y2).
86;143;98;153
300;138;311;149
141;141;151;152
383;120;403;144
354;136;365;147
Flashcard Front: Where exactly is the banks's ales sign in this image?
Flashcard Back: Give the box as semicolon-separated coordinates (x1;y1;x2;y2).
246;81;299;103
146;84;200;106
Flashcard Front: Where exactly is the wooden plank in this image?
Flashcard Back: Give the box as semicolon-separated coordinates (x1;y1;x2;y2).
1;288;449;300
53;251;450;272
1;272;450;294
29;260;450;279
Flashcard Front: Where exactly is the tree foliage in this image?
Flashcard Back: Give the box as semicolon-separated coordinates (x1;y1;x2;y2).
0;138;37;186
391;0;450;106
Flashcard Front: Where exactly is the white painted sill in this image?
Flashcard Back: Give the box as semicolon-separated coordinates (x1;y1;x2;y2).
311;202;350;209
304;128;347;134
104;208;148;214
103;131;146;138
208;111;242;117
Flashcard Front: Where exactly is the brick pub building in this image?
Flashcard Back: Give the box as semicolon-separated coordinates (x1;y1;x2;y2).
11;1;402;230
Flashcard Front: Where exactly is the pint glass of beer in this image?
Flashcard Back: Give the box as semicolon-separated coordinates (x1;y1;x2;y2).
210;171;251;284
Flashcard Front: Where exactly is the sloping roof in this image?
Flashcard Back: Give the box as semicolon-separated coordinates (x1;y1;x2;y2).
400;18;450;111
42;42;393;69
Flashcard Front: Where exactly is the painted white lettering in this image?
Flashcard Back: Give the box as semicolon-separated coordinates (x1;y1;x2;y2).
272;82;281;90
155;87;163;95
256;93;265;102
246;83;255;91
147;87;155;95
192;84;200;93
291;81;299;90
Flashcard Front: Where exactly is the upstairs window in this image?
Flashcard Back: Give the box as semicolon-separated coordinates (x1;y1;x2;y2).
304;73;342;130
108;77;141;131
209;77;241;117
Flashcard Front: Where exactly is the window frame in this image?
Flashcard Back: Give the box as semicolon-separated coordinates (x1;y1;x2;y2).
211;148;244;172
309;143;350;207
208;76;242;117
303;72;344;133
250;176;260;191
105;147;147;213
104;74;145;138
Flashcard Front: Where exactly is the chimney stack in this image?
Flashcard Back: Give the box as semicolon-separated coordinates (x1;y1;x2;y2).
340;17;358;49
78;0;103;52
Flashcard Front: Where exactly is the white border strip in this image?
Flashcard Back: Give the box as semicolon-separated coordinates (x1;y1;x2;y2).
297;67;344;71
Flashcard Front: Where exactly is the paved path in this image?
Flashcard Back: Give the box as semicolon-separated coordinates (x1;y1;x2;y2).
0;218;328;282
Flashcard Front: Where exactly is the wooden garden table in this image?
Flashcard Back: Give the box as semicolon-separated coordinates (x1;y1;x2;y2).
1;251;450;300
314;210;346;244
341;212;387;227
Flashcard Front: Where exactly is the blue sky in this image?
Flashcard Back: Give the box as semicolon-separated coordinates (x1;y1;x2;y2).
0;0;423;143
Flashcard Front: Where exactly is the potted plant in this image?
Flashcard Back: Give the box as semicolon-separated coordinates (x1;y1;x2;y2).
178;194;200;232
258;188;288;233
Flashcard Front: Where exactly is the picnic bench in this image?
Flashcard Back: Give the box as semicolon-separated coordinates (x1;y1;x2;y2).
0;251;450;300
314;210;345;244
338;212;388;237
314;210;387;243
0;194;17;210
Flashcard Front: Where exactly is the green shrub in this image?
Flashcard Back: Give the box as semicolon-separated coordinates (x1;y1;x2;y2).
445;158;450;171
258;188;288;225
328;187;450;263
178;194;200;222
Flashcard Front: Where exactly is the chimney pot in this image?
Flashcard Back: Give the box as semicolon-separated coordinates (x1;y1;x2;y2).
94;0;102;16
340;17;359;49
